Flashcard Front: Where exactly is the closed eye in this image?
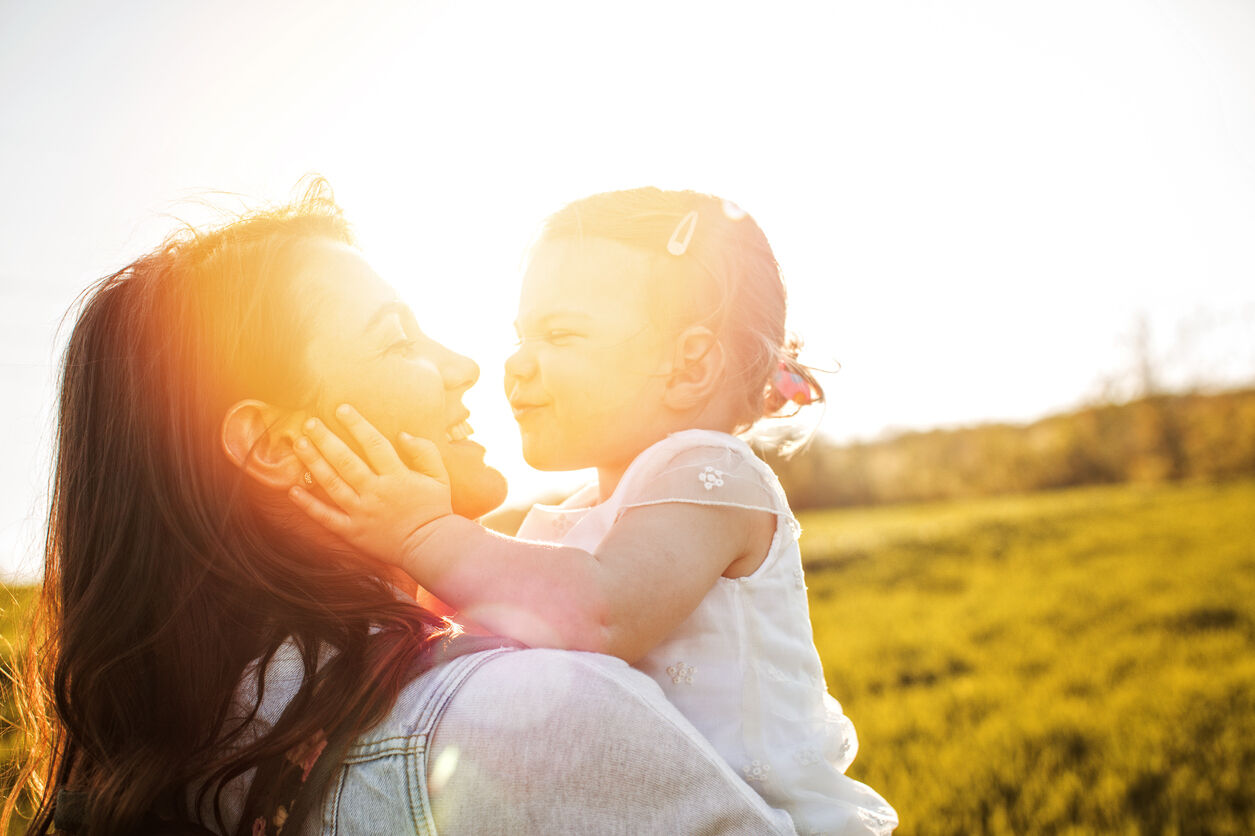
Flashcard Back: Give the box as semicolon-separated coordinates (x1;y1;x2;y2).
515;330;582;346
387;338;419;357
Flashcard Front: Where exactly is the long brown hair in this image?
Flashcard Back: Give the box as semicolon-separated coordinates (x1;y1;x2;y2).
5;179;451;834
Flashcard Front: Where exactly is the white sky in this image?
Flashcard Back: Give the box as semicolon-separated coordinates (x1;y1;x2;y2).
2;0;1254;581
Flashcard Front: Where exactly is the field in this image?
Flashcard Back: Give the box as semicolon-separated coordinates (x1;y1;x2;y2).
1;584;37;835
3;478;1254;834
806;478;1255;835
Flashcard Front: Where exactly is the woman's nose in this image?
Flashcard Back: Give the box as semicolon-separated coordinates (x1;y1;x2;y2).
441;346;480;391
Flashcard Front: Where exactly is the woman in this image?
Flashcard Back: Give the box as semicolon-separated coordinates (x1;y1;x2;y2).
5;181;796;835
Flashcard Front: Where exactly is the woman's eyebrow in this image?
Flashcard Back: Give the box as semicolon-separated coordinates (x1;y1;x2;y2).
363;300;411;334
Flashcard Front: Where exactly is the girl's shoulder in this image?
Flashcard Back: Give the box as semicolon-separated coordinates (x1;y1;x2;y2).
631;429;757;469
615;430;797;531
627;429;776;485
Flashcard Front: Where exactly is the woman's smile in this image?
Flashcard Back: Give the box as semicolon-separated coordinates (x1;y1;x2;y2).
446;419;474;443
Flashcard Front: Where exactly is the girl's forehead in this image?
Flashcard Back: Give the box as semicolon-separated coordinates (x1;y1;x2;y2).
521;236;657;307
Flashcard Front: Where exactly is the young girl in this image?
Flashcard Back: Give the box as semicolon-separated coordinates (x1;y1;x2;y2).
290;188;898;835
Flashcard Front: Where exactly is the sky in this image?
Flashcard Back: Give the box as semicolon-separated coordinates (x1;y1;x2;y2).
2;0;1253;581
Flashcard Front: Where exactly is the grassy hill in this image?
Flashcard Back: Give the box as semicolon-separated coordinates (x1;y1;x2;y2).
3;479;1254;833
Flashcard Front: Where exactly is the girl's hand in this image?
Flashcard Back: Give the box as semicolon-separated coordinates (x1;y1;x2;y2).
288;403;453;567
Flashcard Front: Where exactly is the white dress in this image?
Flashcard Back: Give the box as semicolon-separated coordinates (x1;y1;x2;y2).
516;429;899;836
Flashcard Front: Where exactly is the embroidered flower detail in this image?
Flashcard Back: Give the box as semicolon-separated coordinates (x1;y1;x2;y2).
794;746;822;766
286;729;329;782
793;565;806;590
551;514;575;537
858;808;898;832
698;466;724;490
666;662;694;684
272;806;288;829
742;759;771;782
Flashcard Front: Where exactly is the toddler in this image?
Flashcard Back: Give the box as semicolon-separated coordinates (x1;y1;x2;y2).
292;188;897;835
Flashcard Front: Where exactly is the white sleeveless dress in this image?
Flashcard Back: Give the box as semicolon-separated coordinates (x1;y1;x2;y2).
516;429;898;836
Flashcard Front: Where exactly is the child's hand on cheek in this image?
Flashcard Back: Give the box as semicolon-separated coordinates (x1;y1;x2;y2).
289;403;453;568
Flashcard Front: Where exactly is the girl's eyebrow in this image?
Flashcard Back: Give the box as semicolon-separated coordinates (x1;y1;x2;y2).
512;311;591;332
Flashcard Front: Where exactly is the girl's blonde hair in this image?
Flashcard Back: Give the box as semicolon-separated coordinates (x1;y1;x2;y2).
539;187;823;430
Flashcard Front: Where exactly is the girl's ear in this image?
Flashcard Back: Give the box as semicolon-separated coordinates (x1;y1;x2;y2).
220;399;306;491
663;325;725;411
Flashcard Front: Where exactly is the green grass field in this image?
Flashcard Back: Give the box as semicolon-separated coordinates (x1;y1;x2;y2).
805;478;1255;835
1;584;38;835
3;479;1253;834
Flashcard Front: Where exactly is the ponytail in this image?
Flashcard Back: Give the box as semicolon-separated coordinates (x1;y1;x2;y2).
764;335;825;417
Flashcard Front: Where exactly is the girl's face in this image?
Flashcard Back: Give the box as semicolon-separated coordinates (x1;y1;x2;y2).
505;237;676;477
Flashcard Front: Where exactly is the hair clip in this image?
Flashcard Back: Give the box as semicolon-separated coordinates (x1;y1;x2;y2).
772;360;815;406
667;210;699;256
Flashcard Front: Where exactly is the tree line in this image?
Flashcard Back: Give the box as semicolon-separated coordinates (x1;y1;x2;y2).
761;387;1255;510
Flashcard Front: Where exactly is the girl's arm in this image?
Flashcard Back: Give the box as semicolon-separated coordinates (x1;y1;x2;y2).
290;406;772;663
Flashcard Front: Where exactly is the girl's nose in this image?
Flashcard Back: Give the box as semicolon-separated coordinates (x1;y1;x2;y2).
504;343;536;384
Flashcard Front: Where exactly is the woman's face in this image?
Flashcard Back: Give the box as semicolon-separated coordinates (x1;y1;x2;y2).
295;239;507;518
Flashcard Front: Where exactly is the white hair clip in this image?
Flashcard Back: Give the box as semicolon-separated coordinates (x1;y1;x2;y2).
667;210;699;256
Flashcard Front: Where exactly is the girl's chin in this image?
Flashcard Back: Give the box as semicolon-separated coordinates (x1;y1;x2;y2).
519;440;570;472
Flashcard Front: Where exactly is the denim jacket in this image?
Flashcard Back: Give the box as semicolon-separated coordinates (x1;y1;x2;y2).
218;645;798;835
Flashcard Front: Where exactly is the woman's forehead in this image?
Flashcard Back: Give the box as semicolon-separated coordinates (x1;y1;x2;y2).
296;240;403;328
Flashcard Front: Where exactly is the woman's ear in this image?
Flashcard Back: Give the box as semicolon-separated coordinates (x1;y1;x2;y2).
663;325;725;412
221;399;305;491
